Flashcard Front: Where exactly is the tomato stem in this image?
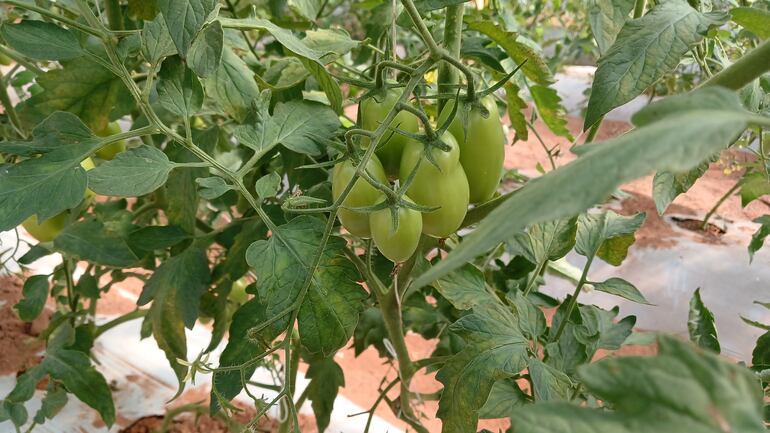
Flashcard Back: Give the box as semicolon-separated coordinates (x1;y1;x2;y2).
702;38;770;90
437;3;465;112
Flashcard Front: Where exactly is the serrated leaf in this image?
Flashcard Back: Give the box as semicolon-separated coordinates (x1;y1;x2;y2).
235;95;340;157
141;15;177;64
288;0;322;21
300;57;343;113
688;288;720;353
0;111;94;157
437;303;528;433
740;172;770;207
157;56;204;118
749;215;770;261
433;263;496;310
88;145;175;197
530;84;574;141
478;379;528;419
462;36;507;73
245;216;367;355
466;20;552;84
127;225;191;251
576;211;645;266
528;357;574;402
188;21;224;78
753;331;770;368
302;28;362;63
255;172;282;199
509;217;578;265
19;63;126;132
507;291;547;339
305;356;345;432
196;176;232;200
33;385;68;425
204;46;261;122
218;17;324;63
652;161;710;214
1;20;82;61
43;350;115;426
731;7;770;40
514;336;764;433
14;275;49;322
54;217;140;267
587;0;635;54
593;277;650;304
585;0;728;128
138;248;210;388
158;0;218;57
505;82;529;141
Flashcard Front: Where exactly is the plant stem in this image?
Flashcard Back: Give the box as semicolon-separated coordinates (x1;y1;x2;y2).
551;255;594;342
437;3;464;113
0;68;26;139
94;309;148;338
0;45;45;75
633;0;647;18
103;0;123;30
399;0;441;55
702;38;770;90
700;181;741;230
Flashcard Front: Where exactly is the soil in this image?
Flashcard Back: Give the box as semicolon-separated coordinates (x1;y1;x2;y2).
0;275;49;375
119;413;316;433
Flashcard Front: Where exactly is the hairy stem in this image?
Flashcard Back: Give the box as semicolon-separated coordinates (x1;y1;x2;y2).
437;3;464;112
552;255;594;342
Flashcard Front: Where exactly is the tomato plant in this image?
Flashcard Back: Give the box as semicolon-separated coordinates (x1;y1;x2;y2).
0;0;769;432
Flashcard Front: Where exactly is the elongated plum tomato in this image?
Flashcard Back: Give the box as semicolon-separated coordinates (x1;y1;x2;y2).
399;132;469;238
360;88;420;176
94;122;126;160
23;158;96;242
370;198;423;263
332;155;388;238
438;95;506;204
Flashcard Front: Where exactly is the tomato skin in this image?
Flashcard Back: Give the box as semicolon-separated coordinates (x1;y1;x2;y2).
22;212;68;242
399;132;469;238
230;278;250;304
360;89;420;176
0;52;12;66
332;155;388;238
438;95;506;204
370;199;422;263
94;122;126;160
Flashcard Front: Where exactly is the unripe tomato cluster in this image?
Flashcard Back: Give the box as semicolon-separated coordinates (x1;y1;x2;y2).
332;90;506;263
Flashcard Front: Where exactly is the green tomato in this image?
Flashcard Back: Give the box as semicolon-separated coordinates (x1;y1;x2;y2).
332;155;388;238
230;278;250;305
370;198;422;263
22;212;68;242
0;52;12;66
81;157;96;205
94;122;126;160
438;95;506;204
400;132;469;238
360;88;420;176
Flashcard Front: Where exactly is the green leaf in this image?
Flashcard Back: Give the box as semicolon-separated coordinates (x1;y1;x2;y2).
302;28;362;63
576;211;645;265
158;0;217;57
196;176;232;200
235;94;340;157
255;58;310;91
138;248;210;388
0;126;101;230
246;216;366;355
530;84;574;141
593;277;650;304
749;215;770;261
0;111;94;157
211;298;271;413
509;217;577;265
731;7;770;40
300;57;343;113
432;263;496;310
255;172;282;199
141;15;177;65
305;356;345;432
466;20;552;84
587;0;635;54
33;385;68;425
204;46;261;122
127;225;191;251
507;291;547;339
740;172;770;207
88;145;175;197
414;88;755;289
505;82;529;141
436;303;528;433
54;217;140;267
528;357;574;402
157;56;204;118
43;350;116;426
1;20;82;61
577;305;635;350
688;288;720;353
753;331;770;368
514;336;765;433
478;379;528;419
652;161;710;214
463;36;507;73
218;17;324;63
18;56;128;131
188;21;224;78
585;0;727;128
14;275;49;322
288;0;322;21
